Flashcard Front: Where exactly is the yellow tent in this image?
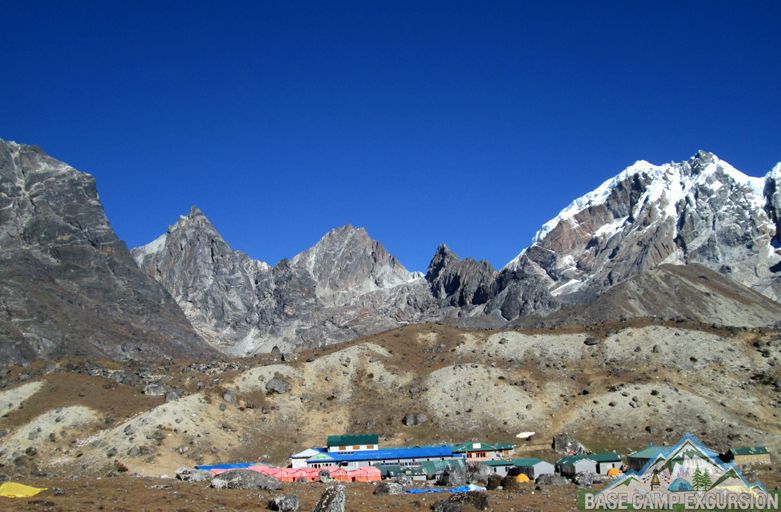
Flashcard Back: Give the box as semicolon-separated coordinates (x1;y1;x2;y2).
0;482;47;498
514;474;530;483
607;468;621;477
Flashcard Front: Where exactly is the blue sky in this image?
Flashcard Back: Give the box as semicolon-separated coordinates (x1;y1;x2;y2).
1;1;780;271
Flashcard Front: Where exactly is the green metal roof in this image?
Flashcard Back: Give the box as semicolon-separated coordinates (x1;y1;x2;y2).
483;460;515;467
629;446;675;459
557;452;621;465
375;464;401;477
449;442;515;452
729;446;769;456
512;457;546;467
326;434;379;447
483;457;546;468
419;460;464;475
400;466;427;476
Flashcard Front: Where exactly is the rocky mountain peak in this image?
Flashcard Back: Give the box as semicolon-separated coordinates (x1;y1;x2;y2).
0;141;211;362
505;151;781;301
425;244;459;281
289;224;418;295
688;149;718;171
425;244;497;308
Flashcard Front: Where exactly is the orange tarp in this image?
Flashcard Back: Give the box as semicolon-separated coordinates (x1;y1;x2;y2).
329;468;351;481
352;466;381;482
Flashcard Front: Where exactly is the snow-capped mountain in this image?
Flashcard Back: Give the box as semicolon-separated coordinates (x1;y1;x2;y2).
505;151;781;301
4;139;780;360
131;150;781;354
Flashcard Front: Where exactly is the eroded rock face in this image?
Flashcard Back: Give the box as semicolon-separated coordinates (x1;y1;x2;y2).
210;469;282;490
426;244;497;308
312;484;345;512
133;212;437;356
505;151;781;302
0;140;211;363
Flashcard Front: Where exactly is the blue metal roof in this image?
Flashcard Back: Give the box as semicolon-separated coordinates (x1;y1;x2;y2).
307;445;455;463
196;462;255;470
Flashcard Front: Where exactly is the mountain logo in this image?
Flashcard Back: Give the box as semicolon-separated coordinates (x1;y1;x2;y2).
582;433;778;510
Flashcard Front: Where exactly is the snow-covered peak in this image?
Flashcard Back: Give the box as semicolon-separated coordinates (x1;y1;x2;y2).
528;159;668;247
132;232;167;264
504;151;770;271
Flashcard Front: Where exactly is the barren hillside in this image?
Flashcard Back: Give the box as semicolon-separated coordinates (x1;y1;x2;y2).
1;321;779;482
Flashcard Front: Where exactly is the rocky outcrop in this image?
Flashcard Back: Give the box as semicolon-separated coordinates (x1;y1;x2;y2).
506;151;781;301
210;469;282;490
522;263;781;329
133;212;436;355
0;140;212;363
5;140;779;361
426;245;497;308
312;485;346;512
765;163;781;245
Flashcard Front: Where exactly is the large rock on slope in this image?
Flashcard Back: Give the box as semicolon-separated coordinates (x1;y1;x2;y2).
505;151;781;301
0;140;212;362
210;469;282;490
426;244;497;308
133;212;436;355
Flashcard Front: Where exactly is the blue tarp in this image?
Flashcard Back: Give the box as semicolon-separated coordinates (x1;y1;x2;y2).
307;445;456;463
195;462;255;471
405;484;486;494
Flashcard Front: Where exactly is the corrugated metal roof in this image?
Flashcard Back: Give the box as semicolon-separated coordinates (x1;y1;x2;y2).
482;460;515;467
375;464;402;477
512;457;546;467
308;445;455;463
450;442;515;452
419;460;464;475
729;446;769;456
557;452;621;465
291;448;325;459
326;434;379;447
628;446;674;459
483;457;546;467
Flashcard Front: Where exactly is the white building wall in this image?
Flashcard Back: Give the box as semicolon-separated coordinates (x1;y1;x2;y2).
531;461;555;479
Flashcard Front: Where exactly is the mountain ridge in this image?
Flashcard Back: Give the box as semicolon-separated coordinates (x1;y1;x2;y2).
0;140;215;362
2;139;780;360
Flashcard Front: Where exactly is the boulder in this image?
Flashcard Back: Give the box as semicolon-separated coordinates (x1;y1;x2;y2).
176;466;212;482
210;469;282;490
437;462;488;486
486;473;503;490
536;474;570;486
437;464;466;486
266;377;291;394
143;383;167;396
222;389;237;405
269;495;299;512
573;471;606;487
552;432;587;454
573;471;595;487
373;481;403;495
318;469;333;483
432;492;489;512
465;462;491;485
402;413;428;426
312;484;345;512
394;474;413;488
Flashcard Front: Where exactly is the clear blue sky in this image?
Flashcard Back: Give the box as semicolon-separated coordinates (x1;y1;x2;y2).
1;1;779;271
